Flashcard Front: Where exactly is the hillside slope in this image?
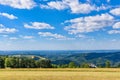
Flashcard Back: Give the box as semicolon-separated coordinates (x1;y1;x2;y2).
44;52;120;67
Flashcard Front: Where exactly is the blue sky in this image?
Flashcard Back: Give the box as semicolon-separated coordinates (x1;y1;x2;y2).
0;0;120;50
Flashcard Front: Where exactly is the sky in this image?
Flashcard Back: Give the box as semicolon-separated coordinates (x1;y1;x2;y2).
0;0;120;50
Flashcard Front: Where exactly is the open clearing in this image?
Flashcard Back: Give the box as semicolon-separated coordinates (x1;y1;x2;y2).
0;68;120;80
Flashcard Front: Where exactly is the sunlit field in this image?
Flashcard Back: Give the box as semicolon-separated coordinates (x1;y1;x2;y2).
0;68;120;80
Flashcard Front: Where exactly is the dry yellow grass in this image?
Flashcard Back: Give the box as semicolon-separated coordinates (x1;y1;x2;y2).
0;68;120;80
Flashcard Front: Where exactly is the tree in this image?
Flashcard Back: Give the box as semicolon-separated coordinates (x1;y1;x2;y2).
105;60;111;68
18;57;36;68
81;63;89;68
36;59;51;68
61;64;68;68
97;63;102;68
25;58;36;68
51;64;58;68
18;58;28;68
0;57;5;68
5;58;11;68
68;62;76;68
4;57;19;68
117;63;120;68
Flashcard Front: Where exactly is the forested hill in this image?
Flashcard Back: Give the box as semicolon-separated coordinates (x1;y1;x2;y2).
45;52;120;67
0;50;120;67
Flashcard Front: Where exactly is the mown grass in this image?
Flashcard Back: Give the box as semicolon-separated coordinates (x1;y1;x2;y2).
0;68;120;80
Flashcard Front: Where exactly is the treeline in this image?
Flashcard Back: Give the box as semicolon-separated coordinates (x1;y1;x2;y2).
0;56;51;68
52;61;119;68
0;56;120;68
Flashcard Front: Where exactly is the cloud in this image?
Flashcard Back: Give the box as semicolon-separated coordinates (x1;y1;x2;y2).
38;32;73;40
64;13;114;34
40;0;95;13
0;24;18;33
9;37;18;40
110;7;120;16
108;30;120;34
40;0;109;14
64;0;96;14
96;4;110;11
24;22;54;29
0;35;8;37
40;1;68;10
113;22;120;29
0;12;18;20
38;32;66;39
75;34;86;38
20;35;34;39
0;0;36;9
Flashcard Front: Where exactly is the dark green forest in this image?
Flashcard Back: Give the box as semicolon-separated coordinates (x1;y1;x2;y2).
0;56;51;68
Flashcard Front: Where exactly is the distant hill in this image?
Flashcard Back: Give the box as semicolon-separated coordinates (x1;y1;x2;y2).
0;50;120;67
9;54;47;60
43;52;120;67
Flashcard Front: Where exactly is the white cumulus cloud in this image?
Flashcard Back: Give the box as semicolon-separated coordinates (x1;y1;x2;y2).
0;24;18;34
0;0;36;9
108;30;120;34
113;22;120;29
9;37;18;40
64;13;114;34
40;0;109;14
20;35;34;39
40;1;68;10
75;34;86;38
64;0;95;14
38;32;73;40
110;7;120;16
0;12;18;20
38;32;66;39
24;22;54;29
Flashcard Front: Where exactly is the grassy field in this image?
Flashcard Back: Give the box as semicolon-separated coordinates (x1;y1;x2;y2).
0;68;120;80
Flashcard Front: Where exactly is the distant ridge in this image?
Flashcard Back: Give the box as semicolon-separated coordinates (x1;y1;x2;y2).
0;50;120;55
0;50;120;67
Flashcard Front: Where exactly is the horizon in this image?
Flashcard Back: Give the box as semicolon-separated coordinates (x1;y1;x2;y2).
0;49;120;51
0;0;120;50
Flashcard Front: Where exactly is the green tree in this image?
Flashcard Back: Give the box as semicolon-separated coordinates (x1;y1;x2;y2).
105;60;111;68
19;58;28;68
5;58;11;68
36;59;51;68
27;58;36;68
61;64;68;68
19;58;36;68
68;62;76;68
97;63;102;68
51;64;58;68
5;57;21;68
81;63;89;68
117;63;120;68
0;57;5;68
